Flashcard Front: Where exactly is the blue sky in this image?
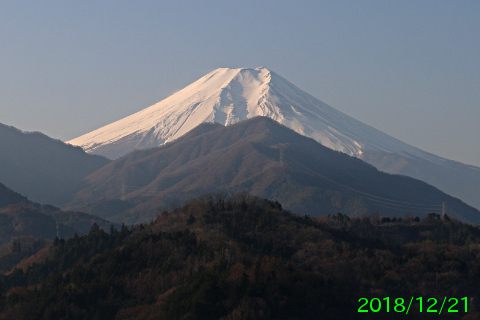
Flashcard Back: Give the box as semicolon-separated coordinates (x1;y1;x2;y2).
1;1;479;165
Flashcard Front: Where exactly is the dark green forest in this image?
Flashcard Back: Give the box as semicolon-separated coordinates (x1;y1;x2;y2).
1;193;480;319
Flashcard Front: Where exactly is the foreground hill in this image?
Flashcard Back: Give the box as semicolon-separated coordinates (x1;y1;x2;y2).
1;193;480;319
70;117;480;225
67;67;480;212
0;123;111;206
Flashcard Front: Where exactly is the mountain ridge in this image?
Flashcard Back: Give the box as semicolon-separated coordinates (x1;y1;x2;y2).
0;122;111;206
66;67;480;211
0;180;115;272
68;117;479;225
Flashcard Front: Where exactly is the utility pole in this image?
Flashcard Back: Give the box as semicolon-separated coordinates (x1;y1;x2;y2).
442;202;446;217
279;148;284;167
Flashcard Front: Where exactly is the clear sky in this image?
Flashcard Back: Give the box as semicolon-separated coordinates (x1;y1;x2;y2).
1;1;479;166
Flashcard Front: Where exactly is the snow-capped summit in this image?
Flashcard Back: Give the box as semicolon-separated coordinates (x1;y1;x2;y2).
68;67;480;212
68;67;433;161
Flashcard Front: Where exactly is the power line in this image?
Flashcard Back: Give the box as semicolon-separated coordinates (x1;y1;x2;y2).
285;159;429;210
366;202;442;214
283;153;441;210
444;206;473;225
279;147;284;167
282;153;478;222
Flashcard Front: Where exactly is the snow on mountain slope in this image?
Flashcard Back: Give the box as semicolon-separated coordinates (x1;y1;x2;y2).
67;67;441;163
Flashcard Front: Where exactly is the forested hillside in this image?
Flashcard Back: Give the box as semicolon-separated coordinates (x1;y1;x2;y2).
1;193;480;319
0;182;115;273
0;182;30;208
70;117;480;225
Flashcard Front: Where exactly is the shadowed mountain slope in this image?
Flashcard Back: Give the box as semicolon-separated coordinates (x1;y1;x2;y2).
67;67;479;212
362;150;480;212
0;181;114;271
0;182;30;208
70;117;480;225
0;123;111;206
0;181;113;245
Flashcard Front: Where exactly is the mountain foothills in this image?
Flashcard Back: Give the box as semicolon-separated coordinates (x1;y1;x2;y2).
1;79;480;319
2;193;480;319
69;117;480;225
0;181;113;272
0;123;111;207
67;67;480;212
0;182;29;208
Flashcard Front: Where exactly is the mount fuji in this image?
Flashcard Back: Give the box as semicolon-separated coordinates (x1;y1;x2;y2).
68;67;480;211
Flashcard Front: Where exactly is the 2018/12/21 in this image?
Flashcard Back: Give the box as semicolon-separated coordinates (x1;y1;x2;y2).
358;297;468;314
